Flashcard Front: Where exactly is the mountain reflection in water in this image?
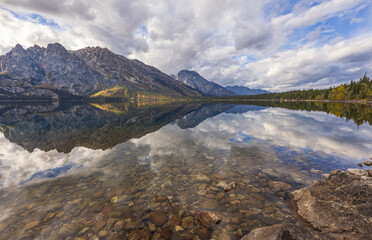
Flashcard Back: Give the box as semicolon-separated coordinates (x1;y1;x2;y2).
0;101;371;239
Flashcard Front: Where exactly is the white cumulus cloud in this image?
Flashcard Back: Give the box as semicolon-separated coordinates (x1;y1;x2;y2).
0;0;371;91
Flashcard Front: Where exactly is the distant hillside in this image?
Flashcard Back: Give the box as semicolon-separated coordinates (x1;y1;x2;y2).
175;70;235;97
225;85;270;95
239;74;372;101
0;43;202;100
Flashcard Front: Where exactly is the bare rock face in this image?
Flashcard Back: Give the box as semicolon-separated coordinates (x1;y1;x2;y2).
0;43;202;99
41;43;102;95
242;169;372;240
241;223;332;240
175;70;235;97
0;44;45;82
291;169;372;240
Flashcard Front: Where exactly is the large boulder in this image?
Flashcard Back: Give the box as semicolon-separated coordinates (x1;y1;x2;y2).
242;169;372;240
291;169;372;240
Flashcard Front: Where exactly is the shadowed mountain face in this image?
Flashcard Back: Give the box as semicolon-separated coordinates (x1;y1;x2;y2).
0;43;201;100
175;70;236;97
1;101;370;154
0;102;205;153
225;85;270;95
0;102;271;154
176;103;235;128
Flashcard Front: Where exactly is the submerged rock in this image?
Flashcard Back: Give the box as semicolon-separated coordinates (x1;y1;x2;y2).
216;192;225;200
98;230;108;238
218;231;231;240
161;226;173;239
194;174;211;183
291;169;372;240
198;227;211;240
128;229;150;240
363;160;372;166
310;169;323;173
200;199;219;209
161;180;174;188
224;182;237;192
181;216;194;229
268;181;291;191
195;211;221;228
224;184;232;192
113;220;124;231
346;168;368;176
175;225;184;232
167;214;181;226
241;223;332;240
216;181;227;189
58;220;81;238
0;223;7;233
23;221;40;230
151;210;167;226
111;195;128;204
92;219;106;233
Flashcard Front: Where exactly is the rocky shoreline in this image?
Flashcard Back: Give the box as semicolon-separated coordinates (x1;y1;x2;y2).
241;169;372;240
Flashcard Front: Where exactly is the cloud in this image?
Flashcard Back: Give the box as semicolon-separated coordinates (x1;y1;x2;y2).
2;0;96;20
0;103;371;189
0;133;108;188
0;9;59;54
201;34;372;90
131;107;372;174
234;24;274;51
0;0;371;91
272;0;364;29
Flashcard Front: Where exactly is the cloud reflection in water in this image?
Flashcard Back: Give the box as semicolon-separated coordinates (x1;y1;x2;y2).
1;105;372;188
133;107;372;166
0;133;108;188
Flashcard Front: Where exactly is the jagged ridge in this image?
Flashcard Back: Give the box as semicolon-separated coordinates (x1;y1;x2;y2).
0;43;202;99
174;70;235;97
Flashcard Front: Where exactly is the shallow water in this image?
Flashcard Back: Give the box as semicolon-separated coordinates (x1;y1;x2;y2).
0;101;371;240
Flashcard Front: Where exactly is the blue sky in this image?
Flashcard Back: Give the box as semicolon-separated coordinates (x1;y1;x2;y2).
0;0;372;91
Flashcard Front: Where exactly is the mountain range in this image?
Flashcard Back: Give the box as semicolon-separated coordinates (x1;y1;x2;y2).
173;70;270;97
0;43;201;100
0;43;269;100
225;85;270;95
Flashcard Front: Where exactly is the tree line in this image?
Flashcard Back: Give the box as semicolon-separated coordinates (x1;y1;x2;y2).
243;101;372;126
240;74;372;101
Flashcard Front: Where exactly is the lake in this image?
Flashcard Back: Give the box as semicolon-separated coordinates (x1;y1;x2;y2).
0;101;371;240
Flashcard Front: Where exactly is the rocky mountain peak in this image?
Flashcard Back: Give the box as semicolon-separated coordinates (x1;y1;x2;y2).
178;70;197;76
14;44;25;52
73;46;119;65
29;44;44;51
46;43;68;55
0;44;45;81
76;46;112;55
26;45;47;64
8;44;27;57
176;70;235;97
